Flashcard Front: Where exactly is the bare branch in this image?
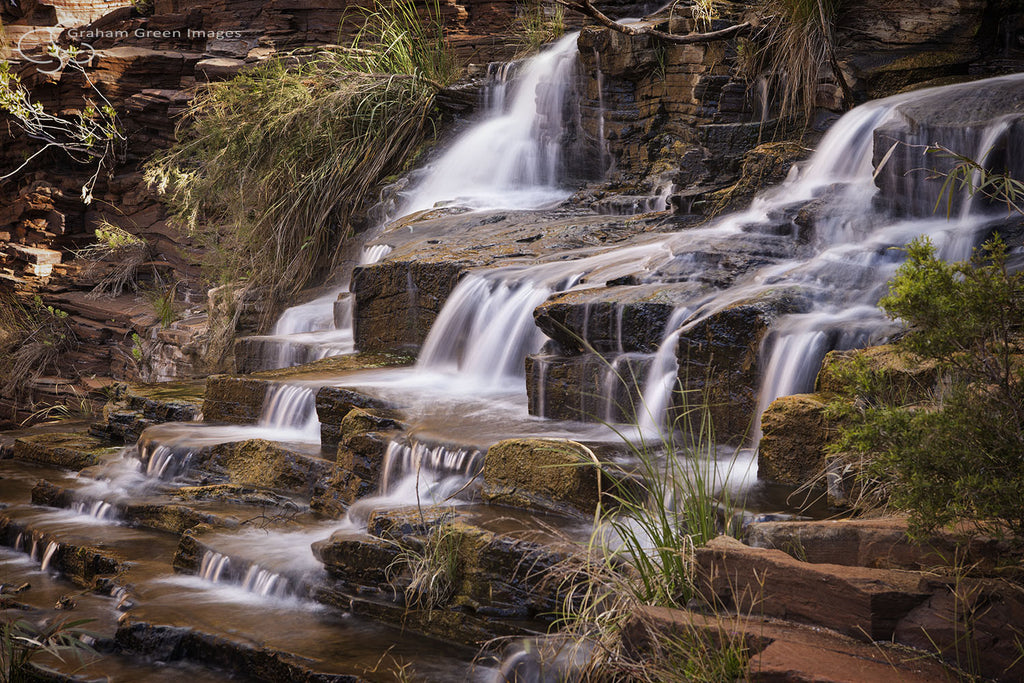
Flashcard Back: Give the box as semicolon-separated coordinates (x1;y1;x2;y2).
554;0;752;44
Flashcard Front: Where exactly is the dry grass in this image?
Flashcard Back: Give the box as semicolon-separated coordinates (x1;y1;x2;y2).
145;0;461;306
752;0;845;122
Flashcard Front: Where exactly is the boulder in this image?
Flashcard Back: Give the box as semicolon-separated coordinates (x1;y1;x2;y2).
676;290;809;443
817;344;939;401
482;438;602;517
695;536;930;641
620;605;953;683
757;393;828;486
895;577;1024;682
743;517;1014;572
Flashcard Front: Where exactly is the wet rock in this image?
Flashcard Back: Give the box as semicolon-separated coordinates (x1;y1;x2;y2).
695;535;930;641
708;141;810;215
533;284;701;354
12;432;119;470
352;209;670;354
202;353;411;424
895;577;1024;682
311;532;400;587
744;518;1015;573
757;393;828;486
202;439;332;496
316;389;402;449
0;517;124;588
94;380;205;442
115;619;365;683
676;290;809;444
482;438;602;517
525;352;649;423
310;430;393;517
353;260;467;353
871;78;1024;217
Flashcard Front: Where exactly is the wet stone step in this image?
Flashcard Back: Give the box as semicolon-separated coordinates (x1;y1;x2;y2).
11;431;122;470
115;619;366;683
202;353;413;425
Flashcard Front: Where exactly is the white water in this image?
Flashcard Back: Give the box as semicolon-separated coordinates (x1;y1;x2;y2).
379;438;483;493
402;32;581;212
40;540;58;571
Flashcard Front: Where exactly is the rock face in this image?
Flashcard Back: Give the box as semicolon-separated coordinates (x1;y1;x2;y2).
895;578;1024;682
351;209;666;353
676;290;808;443
871;75;1024;216
836;0;1023;101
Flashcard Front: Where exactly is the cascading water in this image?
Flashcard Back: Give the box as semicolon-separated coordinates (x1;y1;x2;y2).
416;270;580;389
401;32;581;212
379;438;484;494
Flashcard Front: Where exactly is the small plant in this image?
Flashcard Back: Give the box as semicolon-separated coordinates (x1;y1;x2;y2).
927;143;1024;216
750;0;851;121
145;282;178;328
0;616;97;682
130;0;155;16
512;1;566;56
76;221;152;297
0;54;125;203
0;295;77;397
689;0;719;33
389;519;463;614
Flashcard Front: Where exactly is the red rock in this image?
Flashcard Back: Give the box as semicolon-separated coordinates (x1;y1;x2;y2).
695;536;930;641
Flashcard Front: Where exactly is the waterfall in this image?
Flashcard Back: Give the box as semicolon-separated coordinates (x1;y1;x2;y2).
635;308;692;434
72;499;116;520
402;32;581;212
379;438;484;494
40;541;58;571
417;269;582;389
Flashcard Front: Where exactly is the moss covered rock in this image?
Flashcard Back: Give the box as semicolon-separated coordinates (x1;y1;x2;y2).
757;393;829;486
12;432;120;470
205;439;332;495
482;438;601;517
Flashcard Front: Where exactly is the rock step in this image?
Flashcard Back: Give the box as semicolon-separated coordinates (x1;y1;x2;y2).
11;431;122;470
311;504;572;646
621;605;955;683
202;352;412;425
695;536;929;641
0;514;127;588
115;619;365;683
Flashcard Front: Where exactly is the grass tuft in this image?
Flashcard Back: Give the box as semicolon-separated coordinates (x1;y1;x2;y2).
145;0;461;307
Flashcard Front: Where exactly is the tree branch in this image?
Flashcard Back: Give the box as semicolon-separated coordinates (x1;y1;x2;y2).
554;0;752;44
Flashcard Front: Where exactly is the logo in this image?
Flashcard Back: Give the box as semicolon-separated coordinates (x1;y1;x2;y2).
15;27;95;75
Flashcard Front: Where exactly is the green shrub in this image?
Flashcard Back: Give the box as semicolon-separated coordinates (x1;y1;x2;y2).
829;236;1024;535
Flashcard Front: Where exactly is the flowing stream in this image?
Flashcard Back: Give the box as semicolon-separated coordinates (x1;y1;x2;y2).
3;32;1022;681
